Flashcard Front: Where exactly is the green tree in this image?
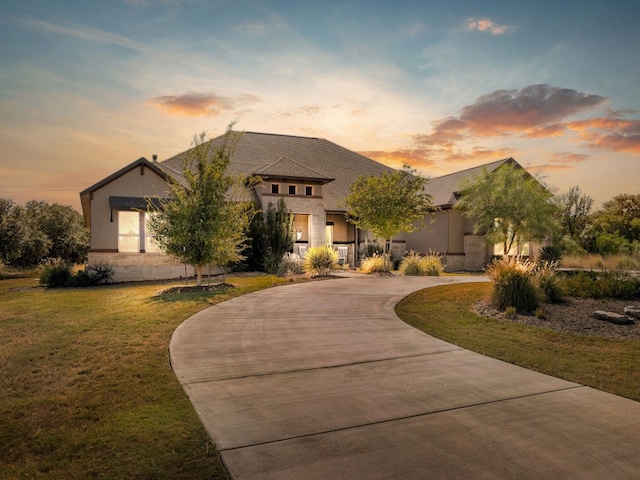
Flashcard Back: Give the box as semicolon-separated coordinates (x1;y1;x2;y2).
455;162;557;255
26;201;89;264
0;198;50;267
345;164;433;271
555;186;593;240
243;198;294;273
0;199;88;268
592;194;640;243
147;126;257;286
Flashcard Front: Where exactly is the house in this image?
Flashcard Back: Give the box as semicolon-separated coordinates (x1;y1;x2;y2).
79;132;539;282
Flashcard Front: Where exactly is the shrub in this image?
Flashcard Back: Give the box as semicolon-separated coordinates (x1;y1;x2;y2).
399;251;444;276
262;252;281;274
538;245;563;263
86;262;114;285
277;253;304;277
560;270;640;299
534;261;564;303
485;257;539;312
535;307;547;319
39;259;114;288
39;258;74;287
360;242;383;259
359;254;388;274
596;233;630;255
302;246;338;277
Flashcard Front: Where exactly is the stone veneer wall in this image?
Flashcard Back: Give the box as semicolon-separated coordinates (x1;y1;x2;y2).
463;235;488;271
87;251;212;283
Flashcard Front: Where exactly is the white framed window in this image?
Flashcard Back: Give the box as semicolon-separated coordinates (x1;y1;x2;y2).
271;183;280;194
325;224;334;247
288;185;296;195
118;211;140;253
305;185;313;196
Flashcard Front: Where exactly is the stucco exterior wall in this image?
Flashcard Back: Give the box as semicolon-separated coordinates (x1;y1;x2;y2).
89;166;170;251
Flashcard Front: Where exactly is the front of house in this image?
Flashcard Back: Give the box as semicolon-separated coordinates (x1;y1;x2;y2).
80;132;541;282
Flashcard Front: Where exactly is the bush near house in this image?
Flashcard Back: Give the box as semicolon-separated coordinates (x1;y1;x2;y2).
359;254;388;274
39;259;114;288
302;246;338;277
399;251;444;276
276;253;304;277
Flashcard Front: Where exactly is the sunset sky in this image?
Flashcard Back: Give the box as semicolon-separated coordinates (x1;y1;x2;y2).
1;0;639;211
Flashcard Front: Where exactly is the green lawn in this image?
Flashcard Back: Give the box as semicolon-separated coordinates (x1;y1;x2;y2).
0;275;295;480
396;282;640;402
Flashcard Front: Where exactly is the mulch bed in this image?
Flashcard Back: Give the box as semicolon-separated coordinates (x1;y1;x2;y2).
473;297;640;340
155;282;236;295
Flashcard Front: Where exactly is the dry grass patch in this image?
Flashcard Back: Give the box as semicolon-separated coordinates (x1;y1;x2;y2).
396;282;640;402
0;274;292;479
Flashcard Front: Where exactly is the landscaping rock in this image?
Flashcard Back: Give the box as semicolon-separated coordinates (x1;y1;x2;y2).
592;310;634;325
624;306;640;320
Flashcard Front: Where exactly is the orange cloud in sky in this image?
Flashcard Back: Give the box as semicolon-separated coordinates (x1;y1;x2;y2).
466;17;514;35
359;149;436;169
528;164;573;172
456;85;606;136
550;152;590;164
149;92;260;117
567;116;640;153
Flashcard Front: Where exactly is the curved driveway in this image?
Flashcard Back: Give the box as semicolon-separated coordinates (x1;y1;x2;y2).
170;275;640;479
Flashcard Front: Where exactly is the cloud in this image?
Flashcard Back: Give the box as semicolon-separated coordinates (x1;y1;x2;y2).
456;85;607;136
358;149;436;170
149;92;260;116
22;18;147;53
528;164;573;172
550;152;590;164
466;17;515;35
568;116;640;153
363;85;619;168
278;105;322;118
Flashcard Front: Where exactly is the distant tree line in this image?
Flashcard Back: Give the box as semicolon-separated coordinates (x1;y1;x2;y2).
555;189;640;256
0;198;89;268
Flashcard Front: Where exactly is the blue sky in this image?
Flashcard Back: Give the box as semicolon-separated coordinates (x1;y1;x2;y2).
1;0;639;210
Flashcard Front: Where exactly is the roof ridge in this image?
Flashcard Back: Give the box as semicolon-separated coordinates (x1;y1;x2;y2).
432;157;512;180
241;131;321;140
258;155;327;177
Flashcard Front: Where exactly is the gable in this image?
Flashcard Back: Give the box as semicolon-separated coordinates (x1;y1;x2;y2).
426;158;514;207
79;157;169;229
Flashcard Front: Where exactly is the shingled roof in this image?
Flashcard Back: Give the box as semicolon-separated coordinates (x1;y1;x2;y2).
161;132;395;212
426;158;515;207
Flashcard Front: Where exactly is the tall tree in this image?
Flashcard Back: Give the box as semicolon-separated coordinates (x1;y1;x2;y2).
26;201;89;264
345;164;433;271
555;186;593;240
146;126;257;286
593;193;640;243
0;198;88;267
455;162;557;255
243;198;295;273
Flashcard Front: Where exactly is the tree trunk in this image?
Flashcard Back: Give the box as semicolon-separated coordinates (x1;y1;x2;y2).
195;264;203;286
386;238;393;272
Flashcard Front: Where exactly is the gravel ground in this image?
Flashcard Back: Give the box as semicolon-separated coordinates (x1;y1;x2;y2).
473;297;640;340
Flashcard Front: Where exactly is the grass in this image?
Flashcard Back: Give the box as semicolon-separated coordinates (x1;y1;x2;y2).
562;253;640;271
396;282;640;402
0;274;296;480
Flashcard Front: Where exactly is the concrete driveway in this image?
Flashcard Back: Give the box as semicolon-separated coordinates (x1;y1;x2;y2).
169;275;640;479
